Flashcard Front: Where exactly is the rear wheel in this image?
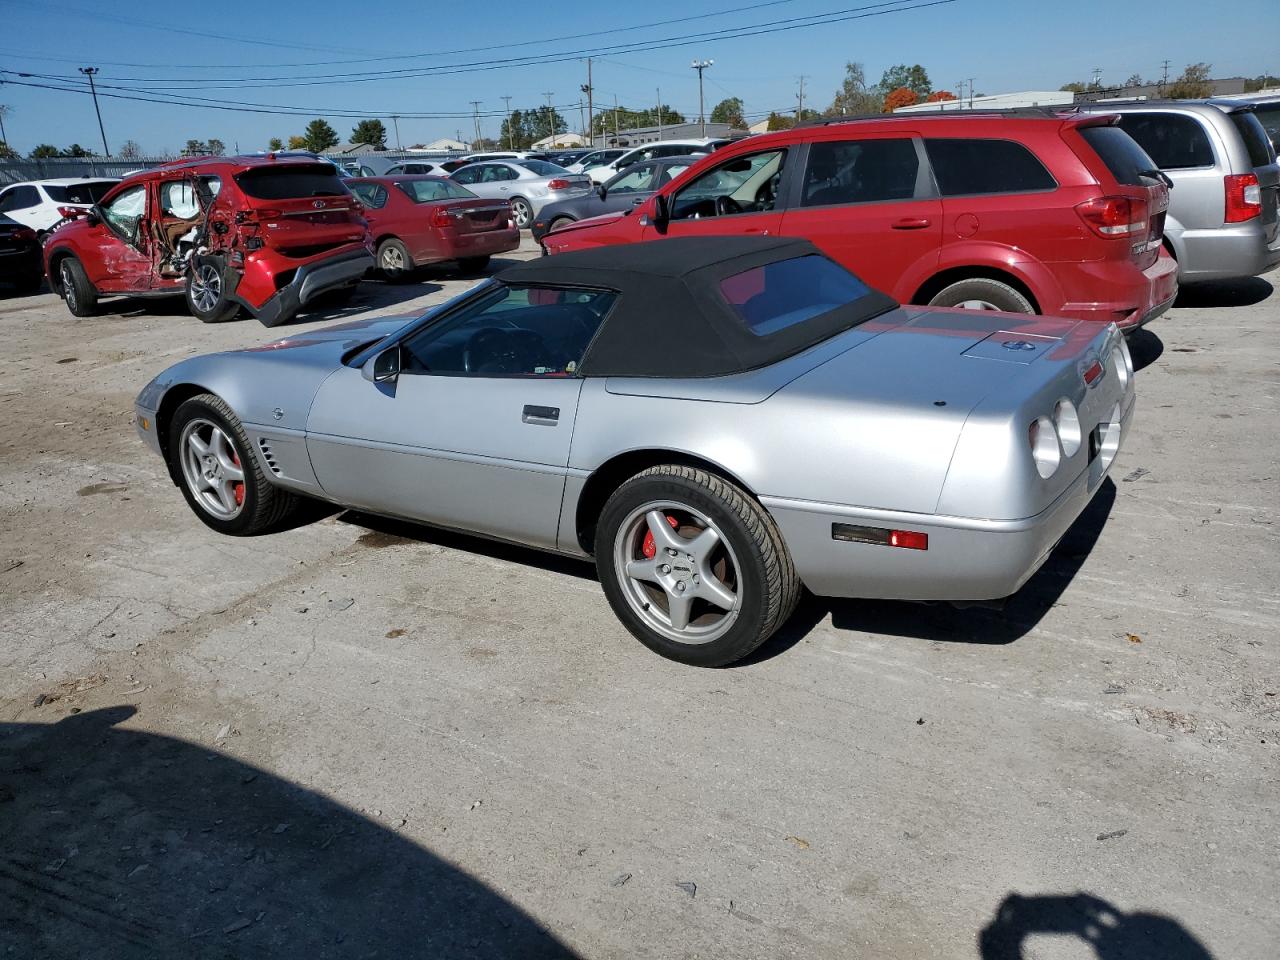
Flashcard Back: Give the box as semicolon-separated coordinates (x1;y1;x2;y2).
928;277;1035;314
510;197;533;228
56;256;98;317
169;393;300;536
548;216;575;233
186;260;240;323
377;238;415;282
596;465;800;667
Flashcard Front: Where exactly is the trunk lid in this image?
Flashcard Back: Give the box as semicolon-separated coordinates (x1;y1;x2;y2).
436;197;514;234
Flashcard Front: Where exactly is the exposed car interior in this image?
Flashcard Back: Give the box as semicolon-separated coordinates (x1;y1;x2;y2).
671;150;786;220
153;177;221;276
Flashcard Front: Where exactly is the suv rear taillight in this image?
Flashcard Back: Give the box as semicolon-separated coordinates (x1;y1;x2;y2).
1224;173;1261;223
1075;196;1149;237
431;207;455;228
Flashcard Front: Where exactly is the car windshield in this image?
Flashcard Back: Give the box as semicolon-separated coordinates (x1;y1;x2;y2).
44;181;116;204
719;255;872;337
398;179;477;202
235;164;346;199
518;160;568;177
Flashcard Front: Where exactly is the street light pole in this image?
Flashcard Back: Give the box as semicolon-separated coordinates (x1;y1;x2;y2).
691;59;714;137
390;115;402;151
79;66;109;157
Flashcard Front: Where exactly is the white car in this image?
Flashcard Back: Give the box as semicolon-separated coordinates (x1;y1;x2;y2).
564;148;627;174
585;140;718;183
0;177;120;237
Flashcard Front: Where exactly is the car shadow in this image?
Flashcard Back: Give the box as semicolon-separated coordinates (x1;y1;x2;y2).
287;281;443;325
1174;275;1273;308
1126;328;1164;371
979;891;1214;960
0;707;579;959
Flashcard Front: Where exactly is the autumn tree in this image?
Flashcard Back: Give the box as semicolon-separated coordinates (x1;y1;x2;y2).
827;62;882;116
351;119;387;149
710;97;745;128
883;87;919;112
302;118;339;153
878;64;931;99
1167;63;1213;99
926;90;957;103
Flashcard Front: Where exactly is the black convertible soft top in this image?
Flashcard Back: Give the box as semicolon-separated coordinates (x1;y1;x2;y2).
496;236;898;378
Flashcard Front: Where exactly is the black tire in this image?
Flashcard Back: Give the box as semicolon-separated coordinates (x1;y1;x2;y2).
185;258;240;323
595;465;800;667
457;256;490;274
168;393;300;536
377;238;415;282
509;197;533;229
547;216;576;234
927;277;1035;314
55;256;98;317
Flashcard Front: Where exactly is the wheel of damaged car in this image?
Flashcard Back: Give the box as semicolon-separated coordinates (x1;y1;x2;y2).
596;465;801;667
56;256;98;317
185;260;239;323
169;393;300;536
377;239;415;282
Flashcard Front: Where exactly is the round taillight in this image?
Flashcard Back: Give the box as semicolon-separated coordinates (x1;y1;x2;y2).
1029;416;1060;479
1054;399;1082;457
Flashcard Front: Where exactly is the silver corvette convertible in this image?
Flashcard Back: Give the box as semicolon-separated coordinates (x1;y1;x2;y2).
135;237;1134;666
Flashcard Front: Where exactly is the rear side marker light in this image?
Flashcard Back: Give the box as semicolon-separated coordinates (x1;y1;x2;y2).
1075;196;1148;237
1082;360;1104;385
832;524;929;550
1224;173;1261;223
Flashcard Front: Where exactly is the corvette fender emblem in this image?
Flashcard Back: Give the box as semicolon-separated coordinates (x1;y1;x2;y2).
1001;340;1037;351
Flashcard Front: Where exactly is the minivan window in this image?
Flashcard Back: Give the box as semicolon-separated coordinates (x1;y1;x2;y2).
924;138;1056;196
1079;126;1162;186
235;165;346;199
1228;111;1276;167
1114;114;1213;169
802;139;919;206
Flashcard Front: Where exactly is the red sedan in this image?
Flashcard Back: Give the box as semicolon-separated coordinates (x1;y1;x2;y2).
348;176;520;279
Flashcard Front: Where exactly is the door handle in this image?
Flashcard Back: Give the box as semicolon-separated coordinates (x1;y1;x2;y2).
744;228;771;236
630;197;645;205
522;404;560;425
891;217;931;230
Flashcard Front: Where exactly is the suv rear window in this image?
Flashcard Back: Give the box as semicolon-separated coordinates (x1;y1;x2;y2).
1115;114;1213;169
924;139;1056;196
1228;111;1276;167
44;181;117;204
719;255;871;336
235;164;346;200
1078;126;1161;186
1252;104;1280;153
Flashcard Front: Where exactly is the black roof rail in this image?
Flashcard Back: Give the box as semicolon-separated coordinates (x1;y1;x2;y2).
795;105;1072;128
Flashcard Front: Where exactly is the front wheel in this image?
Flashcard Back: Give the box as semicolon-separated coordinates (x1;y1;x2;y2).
56;256;98;317
596;465;800;667
169;393;300;536
510;197;533;229
547;216;575;234
927;277;1035;314
186;260;240;323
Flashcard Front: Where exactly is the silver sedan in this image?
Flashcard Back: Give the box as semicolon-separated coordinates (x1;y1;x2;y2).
448;160;593;228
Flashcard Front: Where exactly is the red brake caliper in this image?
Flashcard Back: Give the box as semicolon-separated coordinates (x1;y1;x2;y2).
231;451;244;506
641;514;680;559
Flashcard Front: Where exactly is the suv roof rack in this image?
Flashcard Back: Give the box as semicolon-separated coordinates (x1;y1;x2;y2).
796;106;1071;128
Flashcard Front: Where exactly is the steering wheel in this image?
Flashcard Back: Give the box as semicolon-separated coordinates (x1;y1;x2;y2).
462;327;548;374
714;195;743;217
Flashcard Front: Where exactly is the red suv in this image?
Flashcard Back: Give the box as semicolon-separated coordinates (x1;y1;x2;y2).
543;112;1178;330
45;156;374;326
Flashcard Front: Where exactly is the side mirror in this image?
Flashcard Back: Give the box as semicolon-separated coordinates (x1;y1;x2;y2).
652;194;670;233
362;345;401;383
86;204;101;226
596;183;607;200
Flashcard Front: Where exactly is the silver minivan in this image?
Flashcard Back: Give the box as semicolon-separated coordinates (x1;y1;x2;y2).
1077;100;1280;282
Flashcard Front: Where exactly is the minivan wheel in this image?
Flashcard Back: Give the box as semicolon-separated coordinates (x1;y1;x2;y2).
57;256;98;317
186;260;240;323
928;277;1035;314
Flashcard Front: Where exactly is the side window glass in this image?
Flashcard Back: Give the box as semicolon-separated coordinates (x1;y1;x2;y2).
802;139;919;206
924;138;1057;196
453;166;478;184
5;186;39;209
351;183;388;208
0;190;13;212
609;164;656;192
1116;113;1214;169
658;163;692;186
401;285;616;377
498;165;519;181
671;149;787;220
101;185;148;241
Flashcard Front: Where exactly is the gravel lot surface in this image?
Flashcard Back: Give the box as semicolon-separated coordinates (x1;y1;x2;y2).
2;238;1276;959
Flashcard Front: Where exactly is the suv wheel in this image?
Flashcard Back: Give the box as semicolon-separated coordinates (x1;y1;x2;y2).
928;277;1035;314
596;465;800;667
56;256;98;317
186;260;240;323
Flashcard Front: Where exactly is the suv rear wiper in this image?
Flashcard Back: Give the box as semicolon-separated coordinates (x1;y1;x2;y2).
1140;168;1174;190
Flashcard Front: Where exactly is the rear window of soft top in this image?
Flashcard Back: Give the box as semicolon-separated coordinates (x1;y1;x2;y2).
719;255;873;337
235;164;346;200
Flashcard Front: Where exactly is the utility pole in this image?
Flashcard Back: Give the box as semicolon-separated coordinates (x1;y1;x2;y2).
967;77;976;109
613;95;619;143
691;59;713;137
0;103;8;144
955;80;964;110
582;58;594;147
1091;66;1102;90
469;101;482;146
657;88;663;138
500;95;513;148
390;115;402;151
1159;59;1170;95
79;67;109;157
542;91;555;143
796;74;808;123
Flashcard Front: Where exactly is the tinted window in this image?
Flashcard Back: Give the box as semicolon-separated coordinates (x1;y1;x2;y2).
402;284;615;376
43;181;116;204
719;255;871;337
924;138;1056;195
802;138;919;206
451;165;480;184
1;186;40;210
517;160;567;177
1252;104;1280;152
1079;126;1162;186
480;165;517;183
1115;113;1214;169
398;179;476;202
236;165;346;199
350;182;389;209
607;163;657;192
1229;111;1276;167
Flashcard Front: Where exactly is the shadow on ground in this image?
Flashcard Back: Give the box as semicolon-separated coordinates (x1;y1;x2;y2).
0;707;577;959
1174;275;1272;309
1126;328;1164;371
979;892;1213;960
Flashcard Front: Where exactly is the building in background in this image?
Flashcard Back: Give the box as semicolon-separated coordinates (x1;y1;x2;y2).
895;90;1073;113
532;132;589;149
592;121;735;148
414;138;468;153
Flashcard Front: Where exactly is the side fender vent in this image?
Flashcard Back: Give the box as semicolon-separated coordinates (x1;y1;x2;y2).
257;437;281;476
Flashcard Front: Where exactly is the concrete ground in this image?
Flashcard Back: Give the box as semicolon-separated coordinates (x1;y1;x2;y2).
1;238;1276;959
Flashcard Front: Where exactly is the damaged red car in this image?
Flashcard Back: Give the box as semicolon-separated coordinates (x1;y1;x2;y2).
347;175;519;280
44;155;374;325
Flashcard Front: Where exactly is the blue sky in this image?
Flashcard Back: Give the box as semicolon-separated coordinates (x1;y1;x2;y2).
0;0;1276;154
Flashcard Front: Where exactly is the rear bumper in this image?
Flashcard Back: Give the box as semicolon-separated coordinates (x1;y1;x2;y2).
763;392;1134;601
227;246;374;328
1053;250;1179;330
1175;222;1280;282
433;227;520;263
